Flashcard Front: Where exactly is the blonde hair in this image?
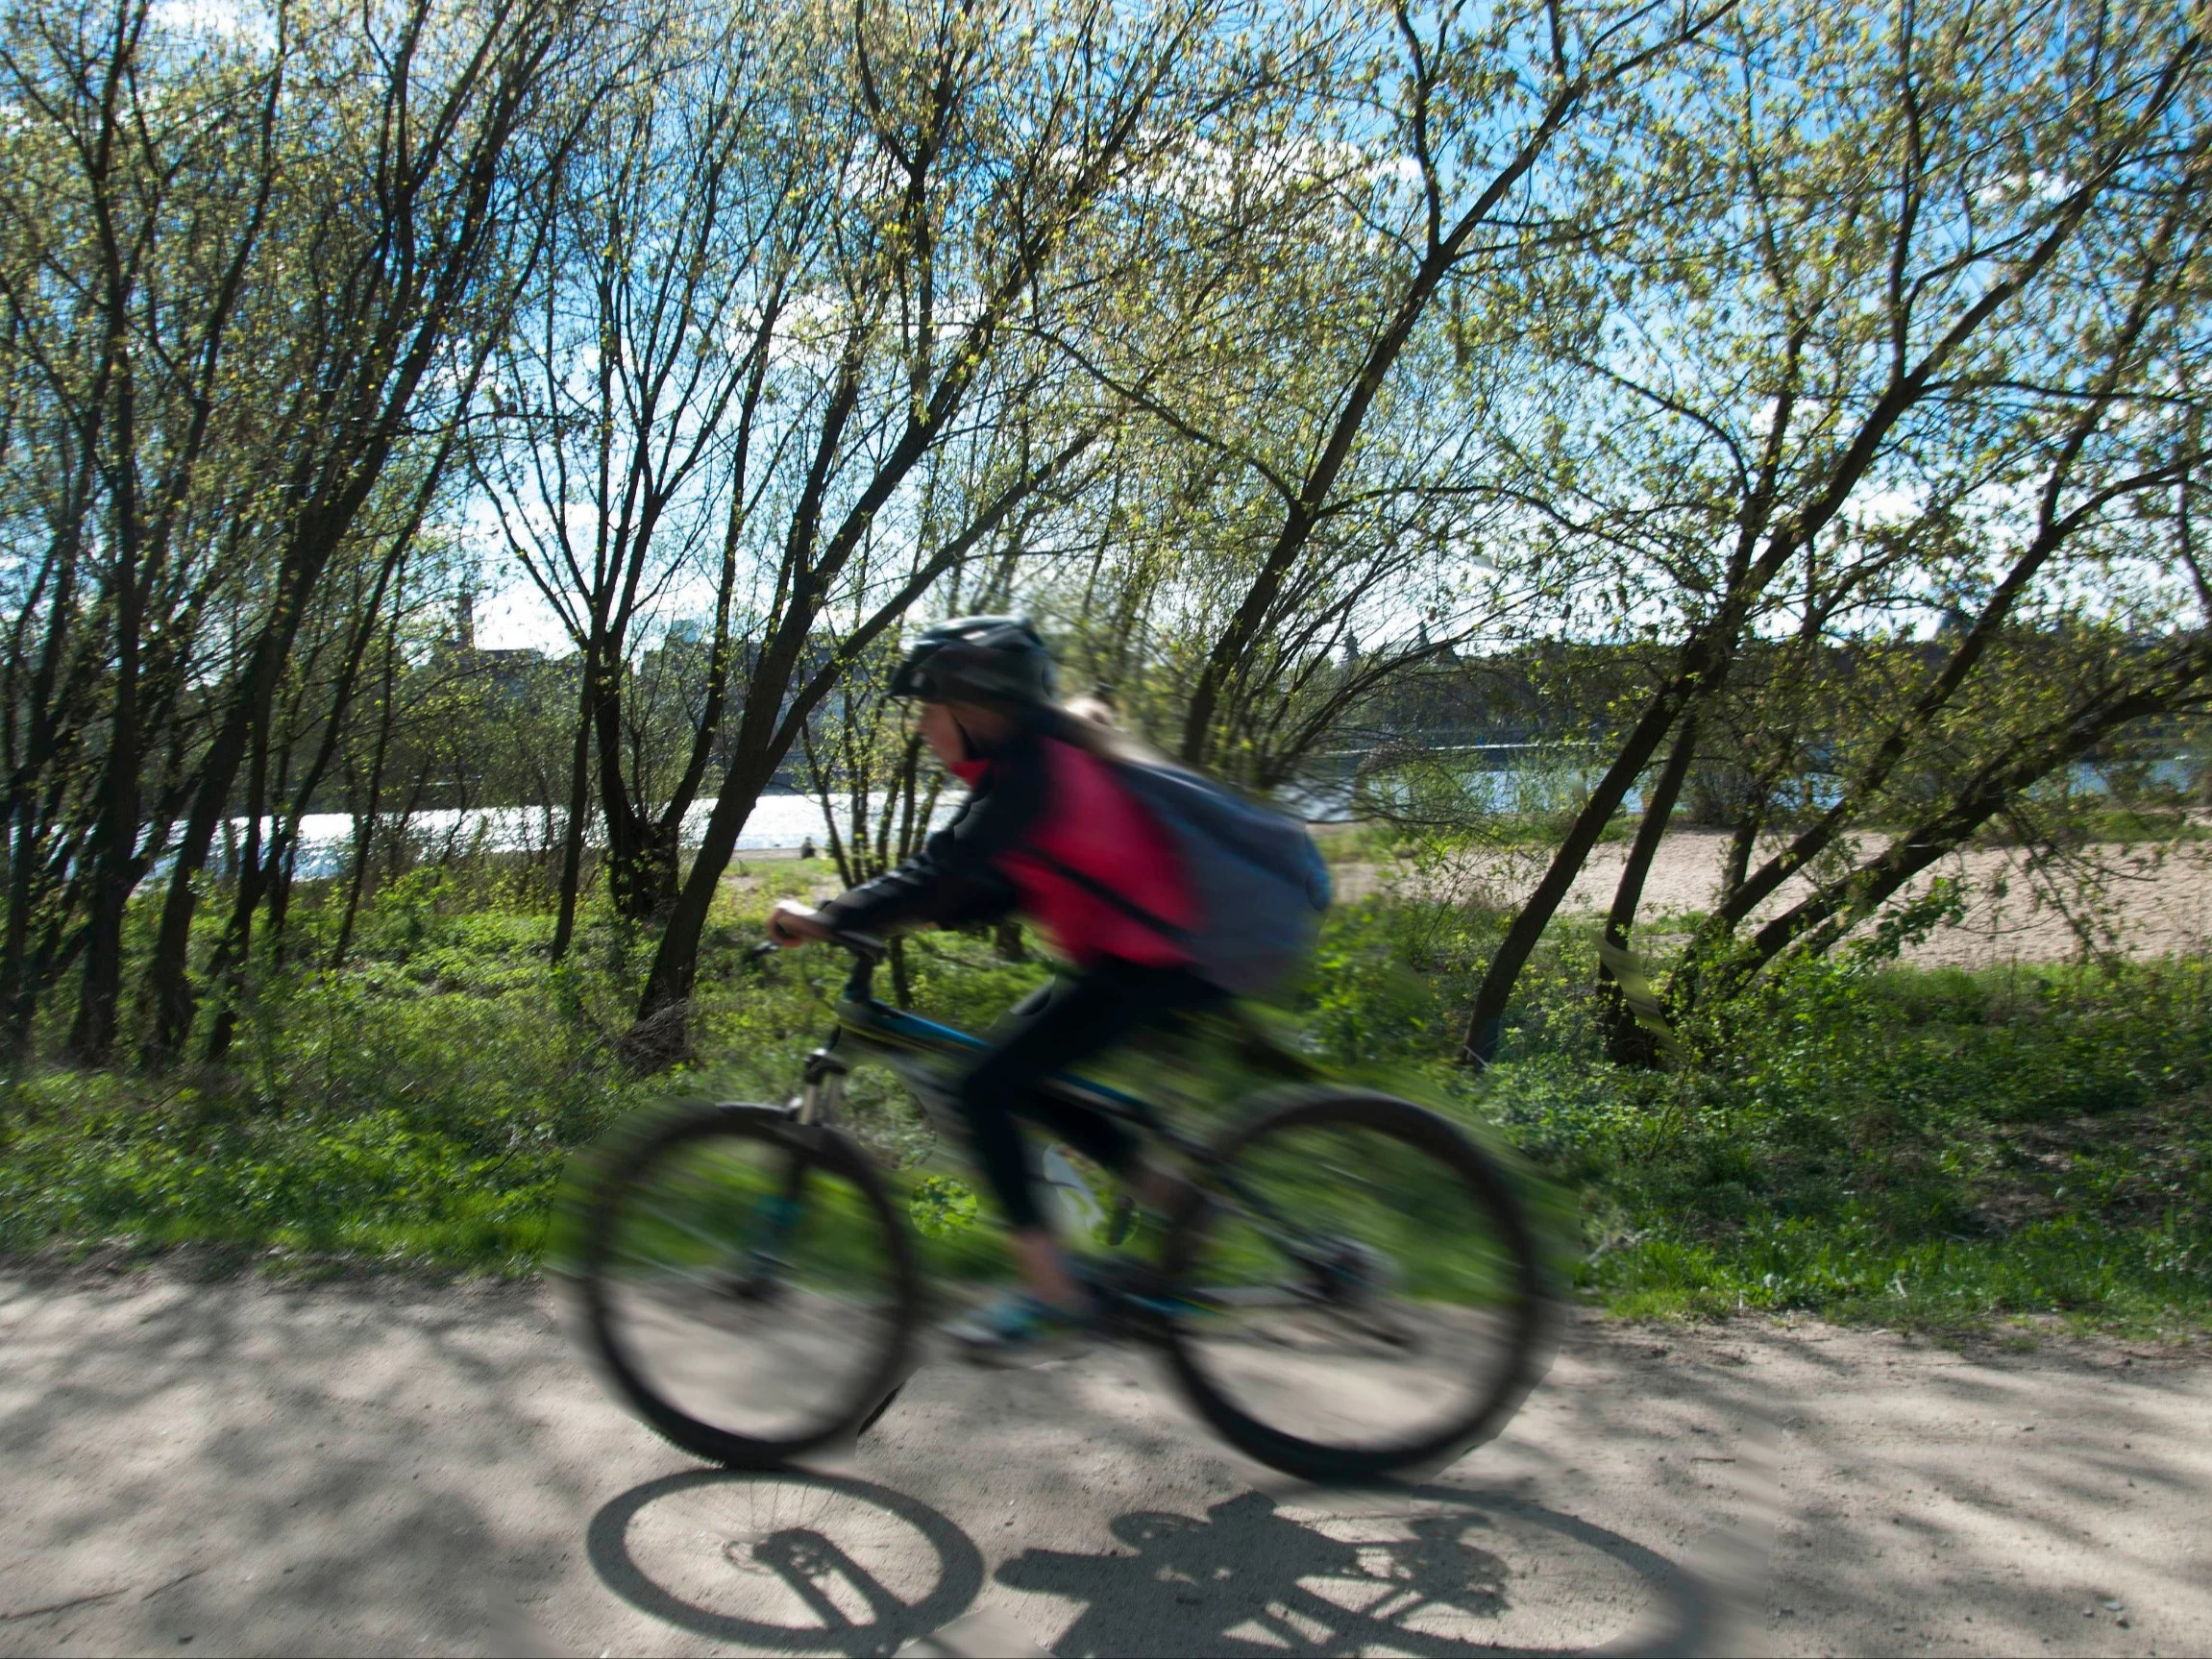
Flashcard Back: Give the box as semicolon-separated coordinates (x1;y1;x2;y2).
1051;695;1164;766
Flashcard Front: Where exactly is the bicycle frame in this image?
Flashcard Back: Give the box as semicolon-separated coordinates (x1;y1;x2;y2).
795;944;1204;1159
785;936;1324;1272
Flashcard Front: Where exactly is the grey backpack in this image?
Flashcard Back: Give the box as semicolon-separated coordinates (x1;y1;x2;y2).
1032;758;1332;995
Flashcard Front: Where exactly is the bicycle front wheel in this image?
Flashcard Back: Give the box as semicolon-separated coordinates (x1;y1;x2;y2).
1158;1087;1549;1483
579;1104;920;1468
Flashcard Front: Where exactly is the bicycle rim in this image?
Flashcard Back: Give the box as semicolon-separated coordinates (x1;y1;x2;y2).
1160;1089;1546;1481
583;1106;918;1466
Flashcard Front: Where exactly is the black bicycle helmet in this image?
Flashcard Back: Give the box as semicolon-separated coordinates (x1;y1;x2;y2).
890;615;1056;705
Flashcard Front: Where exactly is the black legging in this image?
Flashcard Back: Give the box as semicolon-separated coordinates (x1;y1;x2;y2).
953;957;1224;1231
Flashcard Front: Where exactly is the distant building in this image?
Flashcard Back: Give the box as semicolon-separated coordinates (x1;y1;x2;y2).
442;584;548;701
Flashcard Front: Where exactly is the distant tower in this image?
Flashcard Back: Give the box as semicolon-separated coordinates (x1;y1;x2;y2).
455;585;477;651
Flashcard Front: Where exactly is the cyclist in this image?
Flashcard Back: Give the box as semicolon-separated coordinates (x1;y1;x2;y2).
768;616;1221;1361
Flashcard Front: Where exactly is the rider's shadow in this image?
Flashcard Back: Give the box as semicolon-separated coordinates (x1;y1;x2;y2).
997;1489;1513;1658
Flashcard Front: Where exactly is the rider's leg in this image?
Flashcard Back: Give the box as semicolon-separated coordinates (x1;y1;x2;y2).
952;959;1221;1310
1010;963;1223;1216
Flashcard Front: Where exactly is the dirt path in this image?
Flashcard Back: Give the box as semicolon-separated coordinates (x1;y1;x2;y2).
1331;831;2212;966
1;1266;2204;1657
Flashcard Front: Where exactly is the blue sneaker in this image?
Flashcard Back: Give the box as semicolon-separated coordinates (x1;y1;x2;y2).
945;1291;1093;1364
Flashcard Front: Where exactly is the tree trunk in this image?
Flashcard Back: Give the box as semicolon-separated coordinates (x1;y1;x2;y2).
1;814;47;1060
549;664;594;960
1460;668;1713;1065
331;604;404;972
1720;672;2205;995
627;759;778;1068
200;677;280;1061
69;529;141;1064
593;655;669;920
1599;716;1697;1068
146;551;317;1057
1;519;89;1058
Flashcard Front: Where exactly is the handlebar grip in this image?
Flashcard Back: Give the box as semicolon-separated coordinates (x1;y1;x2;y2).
756;925;886;964
823;928;888;964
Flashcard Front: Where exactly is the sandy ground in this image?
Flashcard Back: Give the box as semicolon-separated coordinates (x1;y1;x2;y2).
737;828;2212;967
1;1265;2205;1658
1331;831;2212;967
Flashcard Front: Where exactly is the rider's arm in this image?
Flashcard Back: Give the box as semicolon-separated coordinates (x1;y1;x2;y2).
818;731;1047;936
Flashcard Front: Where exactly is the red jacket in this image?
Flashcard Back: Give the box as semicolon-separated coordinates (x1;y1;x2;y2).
823;719;1193;969
964;740;1192;967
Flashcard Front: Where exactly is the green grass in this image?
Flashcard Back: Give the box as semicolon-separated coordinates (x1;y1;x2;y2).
1260;887;2211;1335
3;862;2208;1338
1473;946;2212;1337
0;866;1055;1277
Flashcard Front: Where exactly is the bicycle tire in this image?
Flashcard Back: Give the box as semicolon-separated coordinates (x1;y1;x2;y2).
1157;1086;1549;1483
579;1103;921;1468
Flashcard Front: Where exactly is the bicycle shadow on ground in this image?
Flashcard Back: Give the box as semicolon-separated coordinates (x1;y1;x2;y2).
585;1466;984;1657
991;1483;1725;1658
583;1465;1730;1659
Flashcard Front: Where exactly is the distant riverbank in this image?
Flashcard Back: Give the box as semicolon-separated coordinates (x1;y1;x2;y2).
1331;825;2212;965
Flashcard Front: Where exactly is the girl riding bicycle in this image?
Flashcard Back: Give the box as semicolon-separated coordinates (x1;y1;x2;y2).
768;616;1221;1360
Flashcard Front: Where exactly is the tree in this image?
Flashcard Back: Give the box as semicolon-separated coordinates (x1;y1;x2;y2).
1459;0;2212;1061
1143;0;1733;782
0;0;311;1060
624;0;1265;1062
137;0;627;1061
478;12;831;944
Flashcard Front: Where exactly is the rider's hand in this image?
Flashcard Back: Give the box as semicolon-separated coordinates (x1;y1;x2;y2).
768;900;831;948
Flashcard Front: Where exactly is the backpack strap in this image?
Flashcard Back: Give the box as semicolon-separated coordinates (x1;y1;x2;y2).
1019;846;1194;945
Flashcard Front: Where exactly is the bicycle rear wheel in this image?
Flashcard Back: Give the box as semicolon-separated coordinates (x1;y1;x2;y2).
579;1104;920;1468
1158;1087;1548;1483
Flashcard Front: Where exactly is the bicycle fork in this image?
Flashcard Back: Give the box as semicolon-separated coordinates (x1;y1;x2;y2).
733;1044;848;1292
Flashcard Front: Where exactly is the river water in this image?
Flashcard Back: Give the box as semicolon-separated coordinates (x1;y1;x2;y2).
218;752;2200;882
224;793;951;881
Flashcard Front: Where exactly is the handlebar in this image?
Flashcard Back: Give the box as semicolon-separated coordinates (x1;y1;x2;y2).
752;925;888;1001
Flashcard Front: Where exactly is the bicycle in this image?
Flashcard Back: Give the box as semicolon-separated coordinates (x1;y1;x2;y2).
571;929;1550;1485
